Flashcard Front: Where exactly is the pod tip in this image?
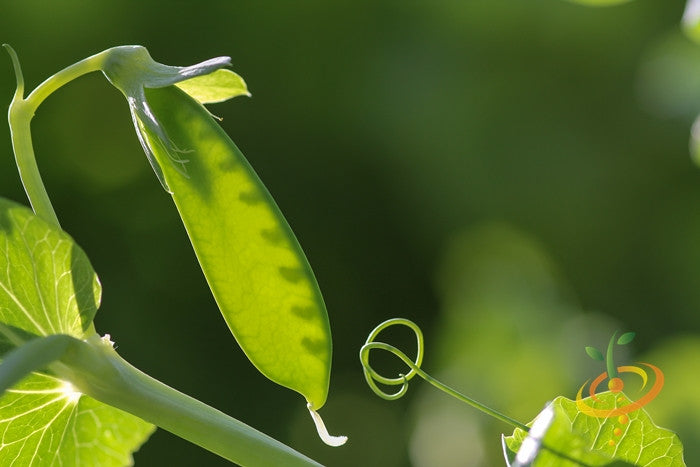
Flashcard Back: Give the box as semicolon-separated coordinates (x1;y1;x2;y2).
307;403;347;447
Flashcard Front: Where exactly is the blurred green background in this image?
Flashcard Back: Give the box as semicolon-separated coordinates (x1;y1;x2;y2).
2;0;699;465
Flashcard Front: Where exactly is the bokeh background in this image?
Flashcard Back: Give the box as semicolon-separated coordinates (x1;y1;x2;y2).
2;0;699;465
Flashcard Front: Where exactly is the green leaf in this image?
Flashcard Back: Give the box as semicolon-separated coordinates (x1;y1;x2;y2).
617;332;636;345
586;346;605;361
0;198;100;338
176;69;251;104
0;334;72;394
0;198;155;464
0;372;154;466
139;85;332;410
505;392;686;466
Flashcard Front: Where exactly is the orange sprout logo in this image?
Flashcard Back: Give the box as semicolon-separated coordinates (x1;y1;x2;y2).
576;331;664;418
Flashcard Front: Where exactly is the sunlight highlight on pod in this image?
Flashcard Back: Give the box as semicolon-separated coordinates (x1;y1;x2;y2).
577;331;664;418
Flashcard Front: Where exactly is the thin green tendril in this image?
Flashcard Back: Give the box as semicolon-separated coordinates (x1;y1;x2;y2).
359;318;424;400
3;45;108;227
360;318;529;432
3;44;24;99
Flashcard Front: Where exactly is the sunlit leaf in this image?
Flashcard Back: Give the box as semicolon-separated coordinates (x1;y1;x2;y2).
176;69;251;104
139;85;332;409
0;334;72;394
505;392;685;466
0;372;154;466
0;198;154;464
641;337;700;463
0;198;100;339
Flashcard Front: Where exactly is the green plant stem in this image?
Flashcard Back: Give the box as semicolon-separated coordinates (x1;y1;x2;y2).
57;336;320;467
7;104;59;226
361;318;529;432
418;360;531;432
4;45;109;226
362;341;530;433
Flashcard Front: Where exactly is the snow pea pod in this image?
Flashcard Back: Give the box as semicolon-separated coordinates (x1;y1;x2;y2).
141;85;332;411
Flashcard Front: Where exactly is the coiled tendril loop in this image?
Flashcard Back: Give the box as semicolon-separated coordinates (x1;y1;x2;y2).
359;318;529;432
359;318;425;400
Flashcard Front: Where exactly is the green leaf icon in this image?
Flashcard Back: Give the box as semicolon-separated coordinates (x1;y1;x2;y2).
0;198;154;464
617;332;636;346
585;346;605;361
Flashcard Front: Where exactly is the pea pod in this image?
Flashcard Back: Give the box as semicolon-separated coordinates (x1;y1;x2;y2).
139;84;333;410
101;48;344;444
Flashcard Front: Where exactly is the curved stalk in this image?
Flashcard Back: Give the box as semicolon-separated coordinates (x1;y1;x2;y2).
4;45;109;226
0;333;319;466
56;336;320;467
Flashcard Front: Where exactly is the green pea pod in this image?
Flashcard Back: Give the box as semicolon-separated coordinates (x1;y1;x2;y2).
101;47;343;444
139;85;332;411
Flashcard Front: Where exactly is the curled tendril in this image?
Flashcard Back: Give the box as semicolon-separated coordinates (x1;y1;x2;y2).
359;318;425;400
359;318;530;432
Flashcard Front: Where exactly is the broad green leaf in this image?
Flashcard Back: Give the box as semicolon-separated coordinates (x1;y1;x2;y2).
502;403;618;466
586;346;605;361
176;69;251;104
0;372;154;466
640;337;700;463
0;334;72;394
617;332;636;345
0;198;155;464
505;392;686;466
0;198;100;338
140;85;332;409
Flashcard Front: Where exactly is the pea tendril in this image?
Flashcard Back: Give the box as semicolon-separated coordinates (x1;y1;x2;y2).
360;318;529;432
